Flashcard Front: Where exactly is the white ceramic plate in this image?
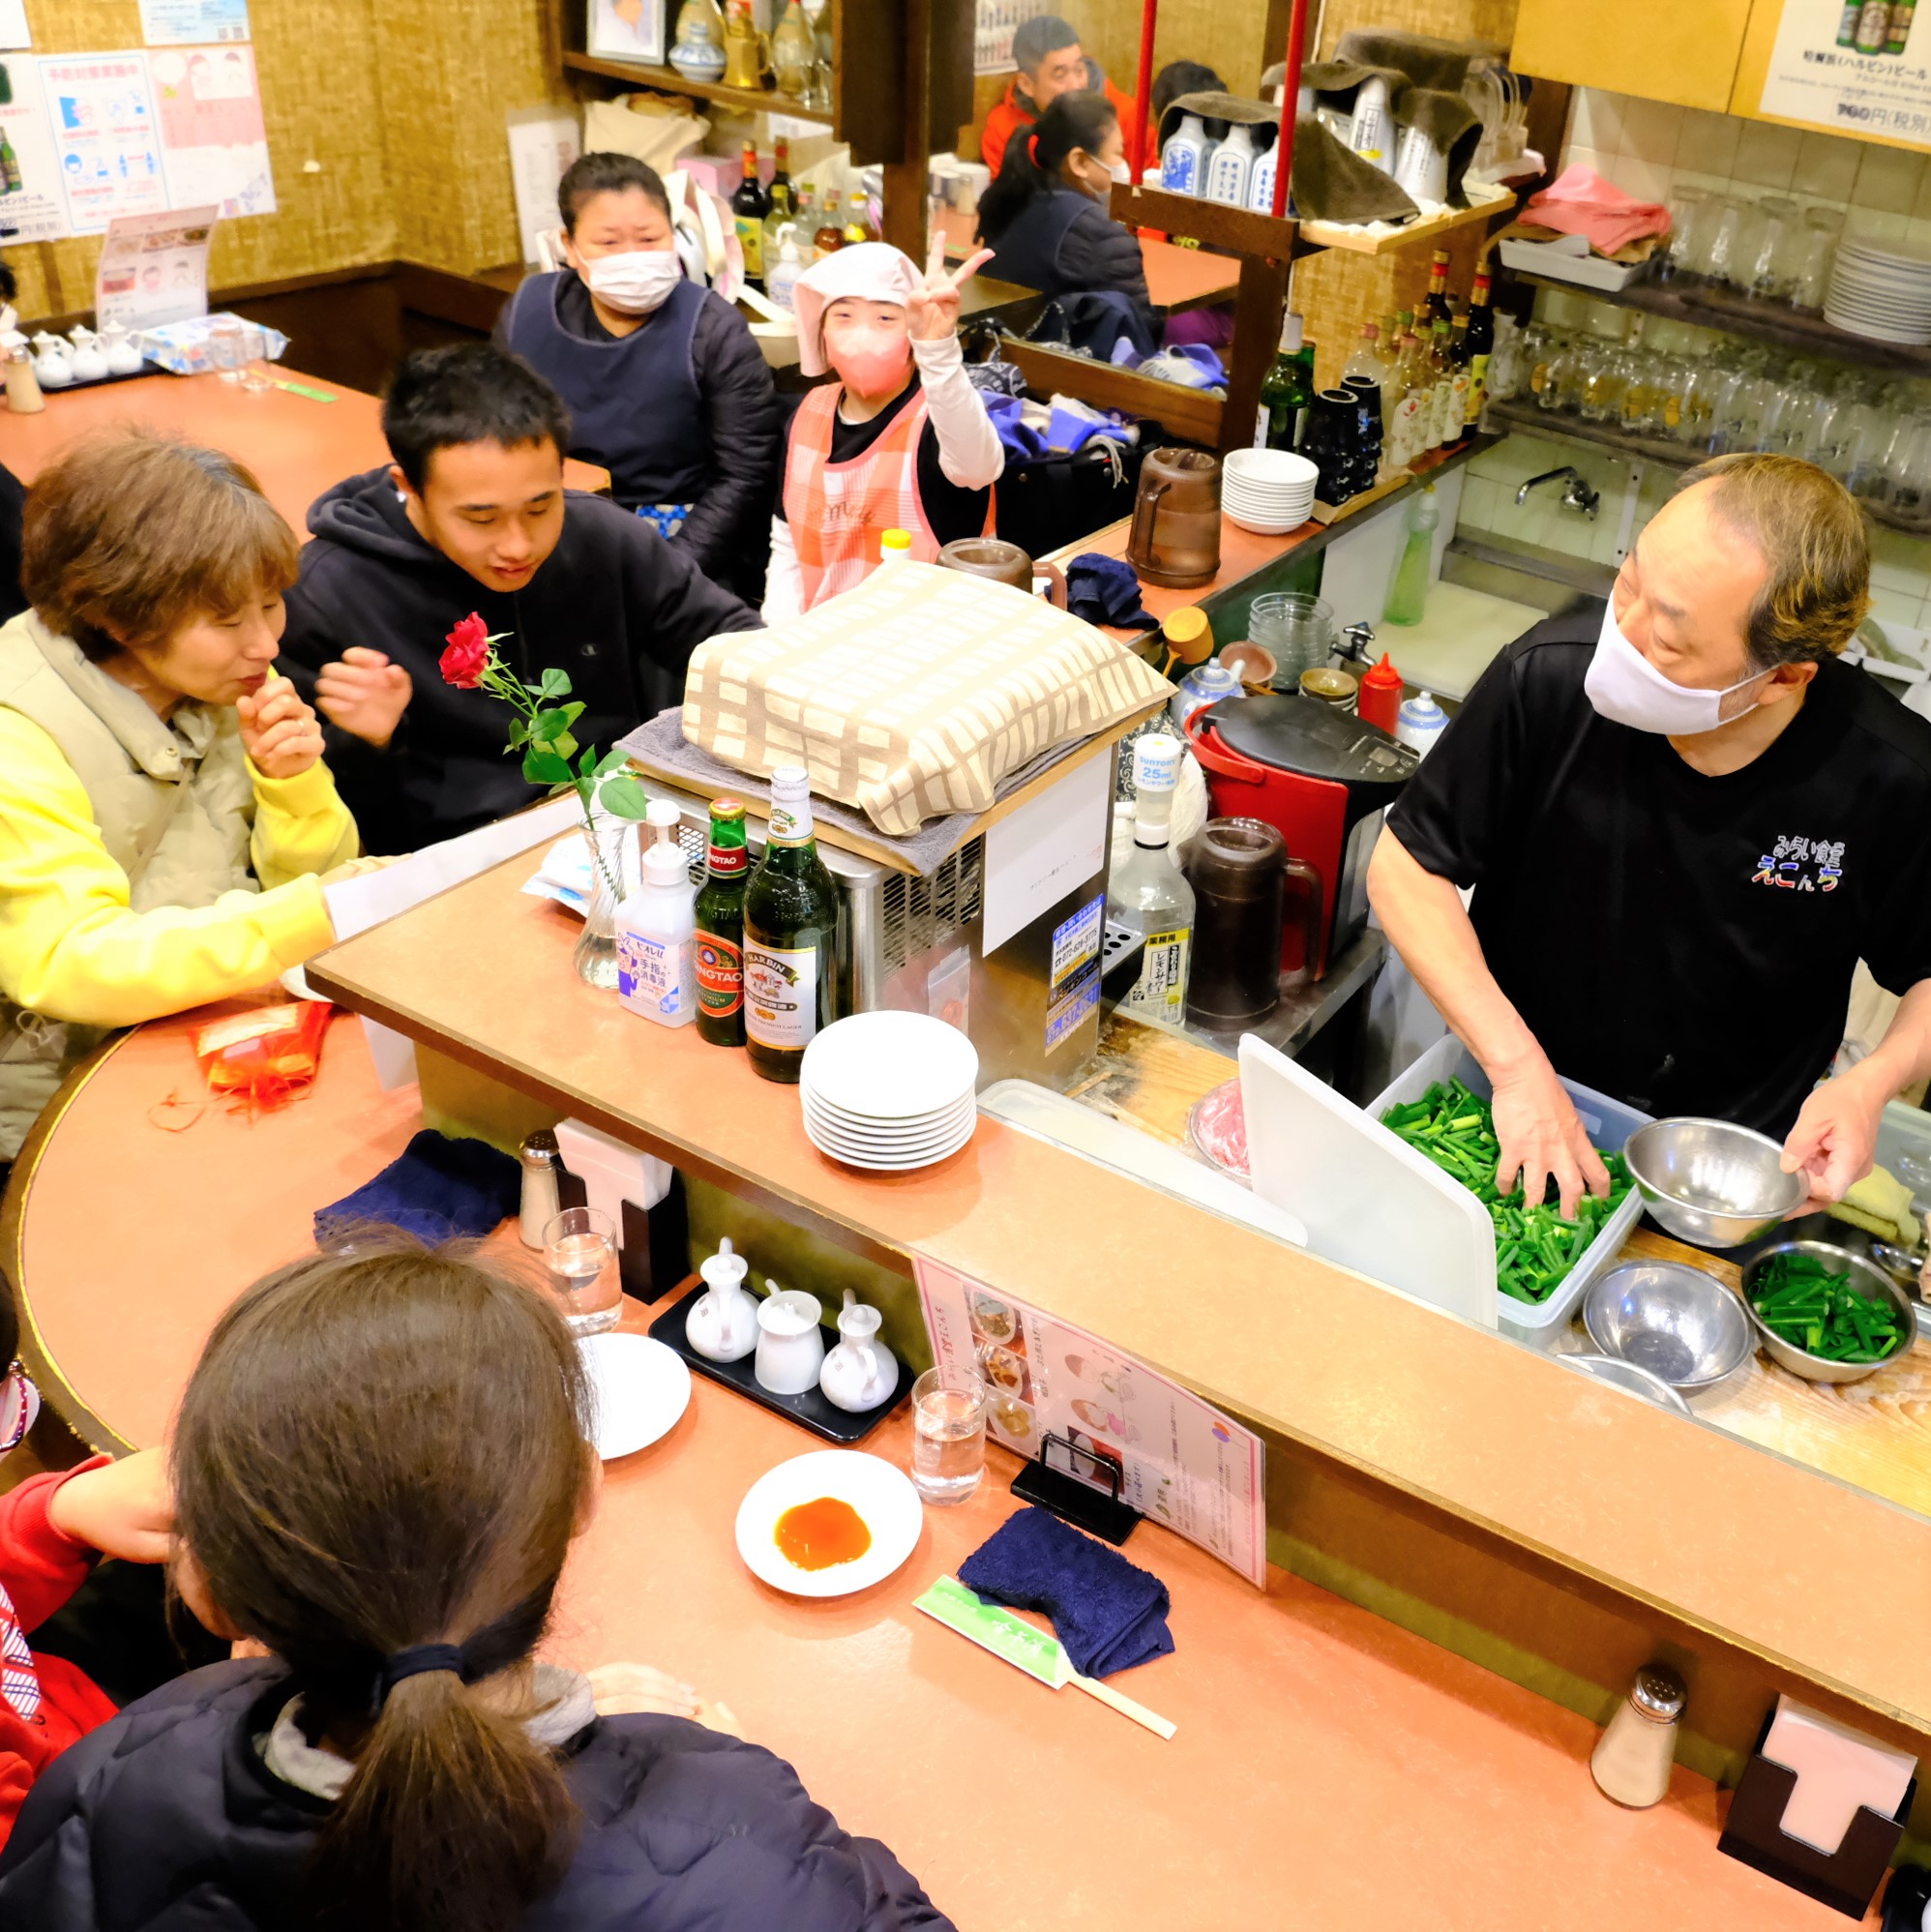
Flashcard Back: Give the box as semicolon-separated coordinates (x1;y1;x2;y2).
734;1448;924;1596
800;1011;980;1118
578;1333;691;1460
803;1092;976;1140
805;1124;975;1171
1228;512;1313;535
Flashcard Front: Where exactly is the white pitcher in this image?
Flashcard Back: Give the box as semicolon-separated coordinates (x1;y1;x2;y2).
31;333;72;387
754;1284;824;1396
819;1290;896;1412
101;318;142;376
684;1235;759;1364
68;326;108;383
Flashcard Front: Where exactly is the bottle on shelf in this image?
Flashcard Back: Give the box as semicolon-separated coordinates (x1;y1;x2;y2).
1387;330;1428;473
731;142;770;287
1204;123;1256;206
1423;320;1455;453
1245;126;1280;213
761;137;796;269
742;767;838;1084
615;800;698;1028
1342;321;1382;389
1463;267;1495;430
1160;112;1211;196
812;197;845;261
1443;313;1472;443
1257;310;1314;452
695;797;750;1048
843;187;876;245
765;222;805;311
1110;734;1196;1031
1375;313;1402;383
1420;250;1453;331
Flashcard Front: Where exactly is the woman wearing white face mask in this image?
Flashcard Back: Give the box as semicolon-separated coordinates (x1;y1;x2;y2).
765;238;1004;619
1367;454;1931;1225
499;153;777;600
974;93;1157;359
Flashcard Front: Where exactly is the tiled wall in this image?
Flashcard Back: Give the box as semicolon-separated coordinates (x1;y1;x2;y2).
1456;88;1931;630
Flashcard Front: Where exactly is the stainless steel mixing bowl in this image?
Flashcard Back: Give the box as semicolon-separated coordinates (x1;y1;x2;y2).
1623;1117;1807;1248
1582;1260;1754;1390
1741;1237;1916;1384
1557;1351;1693;1417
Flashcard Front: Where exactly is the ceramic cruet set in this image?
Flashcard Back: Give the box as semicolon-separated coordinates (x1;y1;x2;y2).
24;320;142;388
685;1236;897;1412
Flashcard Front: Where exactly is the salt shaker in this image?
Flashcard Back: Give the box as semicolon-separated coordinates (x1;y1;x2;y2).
518;1129;563;1249
1590;1665;1685;1807
4;342;43;415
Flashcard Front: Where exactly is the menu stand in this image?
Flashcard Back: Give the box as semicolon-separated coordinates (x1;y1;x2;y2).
1011;1432;1143;1546
1717;1713;1916;1919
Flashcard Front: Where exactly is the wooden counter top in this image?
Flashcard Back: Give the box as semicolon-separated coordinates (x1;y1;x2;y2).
304;853;1931;1764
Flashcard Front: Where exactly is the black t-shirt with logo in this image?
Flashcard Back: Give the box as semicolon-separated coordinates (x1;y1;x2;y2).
1385;617;1931;1138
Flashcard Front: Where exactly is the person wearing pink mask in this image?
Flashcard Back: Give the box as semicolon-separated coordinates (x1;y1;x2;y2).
766;239;1005;618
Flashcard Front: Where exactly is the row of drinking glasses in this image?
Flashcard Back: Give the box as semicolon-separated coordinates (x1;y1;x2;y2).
1655;187;1846;312
1491;322;1931;519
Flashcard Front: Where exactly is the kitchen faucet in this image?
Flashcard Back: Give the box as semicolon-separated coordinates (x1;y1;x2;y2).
1516;465;1601;520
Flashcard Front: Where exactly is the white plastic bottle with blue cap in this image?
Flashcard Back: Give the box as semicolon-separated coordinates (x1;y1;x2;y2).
1396;690;1448;757
615;799;698;1025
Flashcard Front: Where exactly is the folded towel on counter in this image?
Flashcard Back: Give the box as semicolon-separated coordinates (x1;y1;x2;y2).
958;1504;1174;1678
1522;163;1670;257
1066;552;1154;629
314;1130;522;1247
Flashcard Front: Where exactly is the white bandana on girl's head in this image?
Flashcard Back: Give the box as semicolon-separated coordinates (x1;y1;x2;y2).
791;241;923;377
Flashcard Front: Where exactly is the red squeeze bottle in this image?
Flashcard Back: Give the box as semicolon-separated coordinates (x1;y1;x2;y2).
1359;653;1403;733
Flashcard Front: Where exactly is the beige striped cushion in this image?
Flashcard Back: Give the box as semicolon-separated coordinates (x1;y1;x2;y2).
682;562;1172;836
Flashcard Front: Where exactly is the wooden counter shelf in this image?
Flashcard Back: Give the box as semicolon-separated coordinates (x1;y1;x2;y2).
298;850;1931;1813
559;49;835;125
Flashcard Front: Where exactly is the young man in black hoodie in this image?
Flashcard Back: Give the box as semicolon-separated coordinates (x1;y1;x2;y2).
280;342;759;854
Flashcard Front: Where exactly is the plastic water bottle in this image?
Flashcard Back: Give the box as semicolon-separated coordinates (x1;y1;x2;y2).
615;800;698;1026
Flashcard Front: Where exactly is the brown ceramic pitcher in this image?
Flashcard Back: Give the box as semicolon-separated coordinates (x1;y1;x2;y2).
1125;447;1222;589
936;537;1068;608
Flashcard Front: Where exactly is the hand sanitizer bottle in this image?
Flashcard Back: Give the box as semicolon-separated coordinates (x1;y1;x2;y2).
615;799;698;1026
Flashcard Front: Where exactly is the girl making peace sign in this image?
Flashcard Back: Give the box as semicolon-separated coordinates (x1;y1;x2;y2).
765;239;1005;618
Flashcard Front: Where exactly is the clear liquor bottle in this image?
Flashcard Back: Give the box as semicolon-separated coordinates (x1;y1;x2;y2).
1110;734;1196;1030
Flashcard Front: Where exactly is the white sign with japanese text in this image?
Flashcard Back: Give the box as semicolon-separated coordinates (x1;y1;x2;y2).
1759;0;1931;147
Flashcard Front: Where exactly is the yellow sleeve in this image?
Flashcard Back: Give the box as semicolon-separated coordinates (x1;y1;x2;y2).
248;756;360;887
0;710;338;1028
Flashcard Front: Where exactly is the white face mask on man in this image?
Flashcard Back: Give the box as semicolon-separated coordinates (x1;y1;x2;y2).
582;249;682;316
1583;595;1771;736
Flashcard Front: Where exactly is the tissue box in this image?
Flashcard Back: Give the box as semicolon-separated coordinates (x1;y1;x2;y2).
137;312;290;376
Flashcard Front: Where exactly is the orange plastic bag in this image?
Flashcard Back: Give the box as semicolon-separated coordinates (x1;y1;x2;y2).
193;1000;332;1111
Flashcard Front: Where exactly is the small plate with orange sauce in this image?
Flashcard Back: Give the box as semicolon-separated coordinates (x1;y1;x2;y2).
734;1449;924;1598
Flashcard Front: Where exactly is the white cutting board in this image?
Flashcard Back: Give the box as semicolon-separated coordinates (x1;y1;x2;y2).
1375;580;1547;700
1239;1036;1498;1328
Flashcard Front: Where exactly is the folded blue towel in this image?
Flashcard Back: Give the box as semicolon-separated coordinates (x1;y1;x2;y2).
958;1504;1173;1678
1066;551;1154;630
314;1130;522;1247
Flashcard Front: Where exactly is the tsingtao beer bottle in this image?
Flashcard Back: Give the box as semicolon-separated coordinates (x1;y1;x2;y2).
742;768;837;1083
695;798;749;1048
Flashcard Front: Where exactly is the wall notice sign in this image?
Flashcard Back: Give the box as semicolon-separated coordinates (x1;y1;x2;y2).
508;106;580;268
974;0;1051;74
1759;0;1931;144
95;204;218;331
915;1256;1268;1586
0;62;68;242
139;0;251;45
39;53;167;234
151;44;274;216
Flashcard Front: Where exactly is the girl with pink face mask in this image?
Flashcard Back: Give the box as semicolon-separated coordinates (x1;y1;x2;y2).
767;238;1005;617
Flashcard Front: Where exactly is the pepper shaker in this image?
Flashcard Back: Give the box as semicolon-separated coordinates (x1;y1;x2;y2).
518;1129;562;1249
1590;1665;1685;1807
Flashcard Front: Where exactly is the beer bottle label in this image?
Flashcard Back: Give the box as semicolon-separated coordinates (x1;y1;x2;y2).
697;932;744;1018
744;941;818;1048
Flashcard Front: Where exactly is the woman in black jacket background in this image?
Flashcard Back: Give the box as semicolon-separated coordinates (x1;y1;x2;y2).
976;94;1157;358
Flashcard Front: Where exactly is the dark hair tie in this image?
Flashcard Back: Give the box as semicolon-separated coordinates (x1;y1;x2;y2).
379;1643;468;1700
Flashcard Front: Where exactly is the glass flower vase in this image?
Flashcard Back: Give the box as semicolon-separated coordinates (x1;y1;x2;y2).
573;814;632;991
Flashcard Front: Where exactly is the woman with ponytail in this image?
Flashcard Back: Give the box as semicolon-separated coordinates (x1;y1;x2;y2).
975;93;1155;353
0;1242;954;1932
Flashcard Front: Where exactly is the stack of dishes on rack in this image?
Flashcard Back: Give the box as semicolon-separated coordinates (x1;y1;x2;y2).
1220;447;1321;535
1825;234;1931;345
800;1011;979;1171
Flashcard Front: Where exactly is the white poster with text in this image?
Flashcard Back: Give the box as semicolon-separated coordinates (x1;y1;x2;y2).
0;60;68;242
39;52;167;234
1759;0;1931;145
151;43;273;217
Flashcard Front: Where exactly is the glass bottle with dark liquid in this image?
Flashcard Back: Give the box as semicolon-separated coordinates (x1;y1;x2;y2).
695;798;748;1048
743;768;837;1083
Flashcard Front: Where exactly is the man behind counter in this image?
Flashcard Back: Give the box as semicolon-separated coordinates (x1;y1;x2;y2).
981;13;1137;177
280;343;758;854
1369;453;1931;1220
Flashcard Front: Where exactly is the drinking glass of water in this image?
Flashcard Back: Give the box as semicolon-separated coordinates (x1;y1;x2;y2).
542;1206;622;1335
910;1365;988;1505
207;316;245;383
239;322;273;392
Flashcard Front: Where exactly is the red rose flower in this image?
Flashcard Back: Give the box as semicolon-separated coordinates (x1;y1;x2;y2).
440;611;491;689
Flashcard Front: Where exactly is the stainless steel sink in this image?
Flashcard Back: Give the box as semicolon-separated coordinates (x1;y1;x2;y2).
1440;535;1613;624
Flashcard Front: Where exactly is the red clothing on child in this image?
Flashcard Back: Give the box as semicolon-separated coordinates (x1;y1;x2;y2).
0;1457;117;1847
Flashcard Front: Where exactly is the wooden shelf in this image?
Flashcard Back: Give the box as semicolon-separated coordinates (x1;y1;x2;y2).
1499;263;1931;377
1298;191;1516;257
1486;397;1931;540
560;49;834;125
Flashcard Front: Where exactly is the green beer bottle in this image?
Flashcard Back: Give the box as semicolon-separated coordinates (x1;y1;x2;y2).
742;767;837;1083
695;798;749;1048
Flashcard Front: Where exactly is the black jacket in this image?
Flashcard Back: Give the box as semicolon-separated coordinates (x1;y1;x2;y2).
981;190;1157;356
279;469;758;854
0;1661;956;1932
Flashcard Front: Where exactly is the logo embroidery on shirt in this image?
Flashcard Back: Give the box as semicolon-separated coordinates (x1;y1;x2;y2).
1750;834;1845;893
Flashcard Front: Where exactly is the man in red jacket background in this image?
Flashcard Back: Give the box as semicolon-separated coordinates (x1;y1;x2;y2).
981;14;1138;176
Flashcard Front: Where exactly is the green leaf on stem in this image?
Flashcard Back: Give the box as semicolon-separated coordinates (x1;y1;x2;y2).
506;717;530;748
552;732;579;763
530;702;585;743
592;746;632;778
599;776;653;820
523;747;574;786
539;667;573;700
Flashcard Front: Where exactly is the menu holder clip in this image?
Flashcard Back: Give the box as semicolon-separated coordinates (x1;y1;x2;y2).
1011;1432;1143;1546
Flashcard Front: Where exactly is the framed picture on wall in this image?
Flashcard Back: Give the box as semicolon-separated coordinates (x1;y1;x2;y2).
589;0;666;65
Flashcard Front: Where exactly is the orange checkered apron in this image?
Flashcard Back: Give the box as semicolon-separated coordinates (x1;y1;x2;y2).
782;382;992;609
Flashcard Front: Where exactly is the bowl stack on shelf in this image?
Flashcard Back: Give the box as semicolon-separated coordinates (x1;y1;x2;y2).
800;1011;979;1172
1825;235;1931;346
1220;448;1321;535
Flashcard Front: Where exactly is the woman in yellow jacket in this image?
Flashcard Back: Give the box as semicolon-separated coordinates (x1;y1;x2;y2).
0;430;357;1161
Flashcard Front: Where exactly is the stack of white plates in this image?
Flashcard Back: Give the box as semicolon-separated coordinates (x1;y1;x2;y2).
1825;236;1931;345
800;1011;979;1171
1220;447;1321;534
